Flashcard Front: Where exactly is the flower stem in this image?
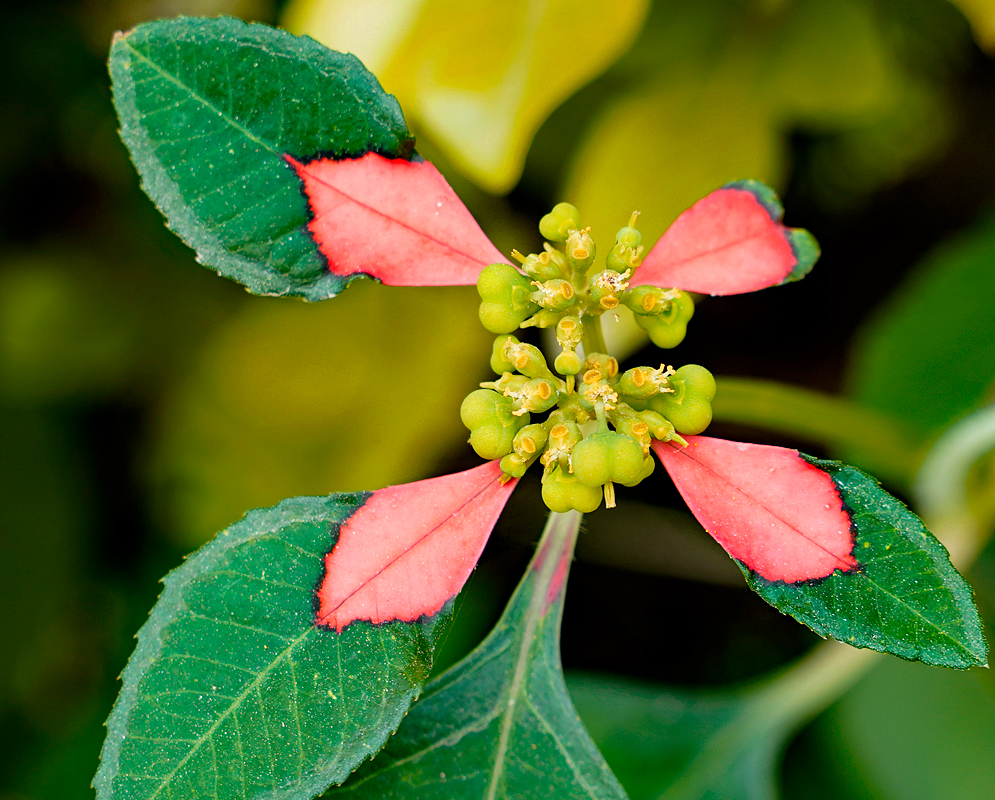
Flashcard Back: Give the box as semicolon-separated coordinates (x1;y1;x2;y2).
581;313;608;356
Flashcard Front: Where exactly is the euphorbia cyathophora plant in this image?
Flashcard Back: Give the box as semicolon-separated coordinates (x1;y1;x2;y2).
96;16;987;800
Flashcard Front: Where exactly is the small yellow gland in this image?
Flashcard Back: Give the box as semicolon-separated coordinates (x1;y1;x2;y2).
600;296;619;310
631;368;646;388
583;368;601;385
536;381;553;400
608;357;619;377
520;436;537;454
641;294;657;313
549;423;569;440
631;422;649;436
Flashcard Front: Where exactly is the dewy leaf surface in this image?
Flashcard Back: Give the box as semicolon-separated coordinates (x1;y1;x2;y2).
108;17;414;300
94;492;452;800
327;510;629;799
655;436;987;669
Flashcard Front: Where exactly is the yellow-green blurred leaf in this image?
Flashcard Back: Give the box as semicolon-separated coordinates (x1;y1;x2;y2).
283;0;649;194
152;280;490;548
564;47;783;248
767;0;897;126
948;0;995;53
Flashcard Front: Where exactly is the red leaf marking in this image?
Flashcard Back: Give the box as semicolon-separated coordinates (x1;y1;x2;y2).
636;187;796;296
288;152;507;286
653;436;857;582
316;461;516;631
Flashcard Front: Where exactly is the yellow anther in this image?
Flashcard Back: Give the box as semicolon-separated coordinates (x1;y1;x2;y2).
600;296;619;310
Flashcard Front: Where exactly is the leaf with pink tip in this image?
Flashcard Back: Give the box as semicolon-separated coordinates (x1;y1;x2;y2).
653;436;986;668
635;180;819;296
317;460;517;631
291;153;507;287
95;463;517;800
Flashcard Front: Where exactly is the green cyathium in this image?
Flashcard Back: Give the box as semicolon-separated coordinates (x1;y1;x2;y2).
466;207;715;512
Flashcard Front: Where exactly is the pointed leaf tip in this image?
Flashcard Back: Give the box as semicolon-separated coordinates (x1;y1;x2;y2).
655;436;988;668
636;181;819;295
290;152;507;287
317;461;517;631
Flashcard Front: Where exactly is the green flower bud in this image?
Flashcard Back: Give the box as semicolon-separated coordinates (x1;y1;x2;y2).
648;364;716;435
621;285;677;317
531;278;576;312
513;378;559;414
554;350;582;376
570;431;645;488
542;421;583;472
616;364;675;399
477;263;540;334
513;424;549;458
589;269;630;313
633;290;695;348
503;340;552;379
460;388;531;460
606;213;644;273
565;227;596;272
490;335;519;374
542;464;603;513
500;452;533;479
621;455;655;487
637;409;678;442
555;316;583;349
516;248;564;281
539;202;581;243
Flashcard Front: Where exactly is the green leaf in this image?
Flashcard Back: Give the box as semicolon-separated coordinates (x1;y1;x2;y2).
747;457;987;669
848;208;995;434
284;0;650;193
109;17;413;300
827;646;995;799
94;492;448;800
327;510;629;799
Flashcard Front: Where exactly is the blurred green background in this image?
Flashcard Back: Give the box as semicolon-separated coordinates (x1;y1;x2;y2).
4;1;995;798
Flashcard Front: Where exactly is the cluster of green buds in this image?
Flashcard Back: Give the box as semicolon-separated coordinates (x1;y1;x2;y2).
466;204;716;513
475;203;695;350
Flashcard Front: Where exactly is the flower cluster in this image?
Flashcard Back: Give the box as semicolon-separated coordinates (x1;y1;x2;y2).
463;203;718;511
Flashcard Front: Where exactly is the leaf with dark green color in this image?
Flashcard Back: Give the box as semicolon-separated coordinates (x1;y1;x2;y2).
327;510;629;799
109;17;414;300
94;491;453;800
750;456;987;668
655;436;987;669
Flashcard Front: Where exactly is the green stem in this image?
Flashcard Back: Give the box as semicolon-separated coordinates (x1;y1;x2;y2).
712;376;921;487
581;313;608;356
